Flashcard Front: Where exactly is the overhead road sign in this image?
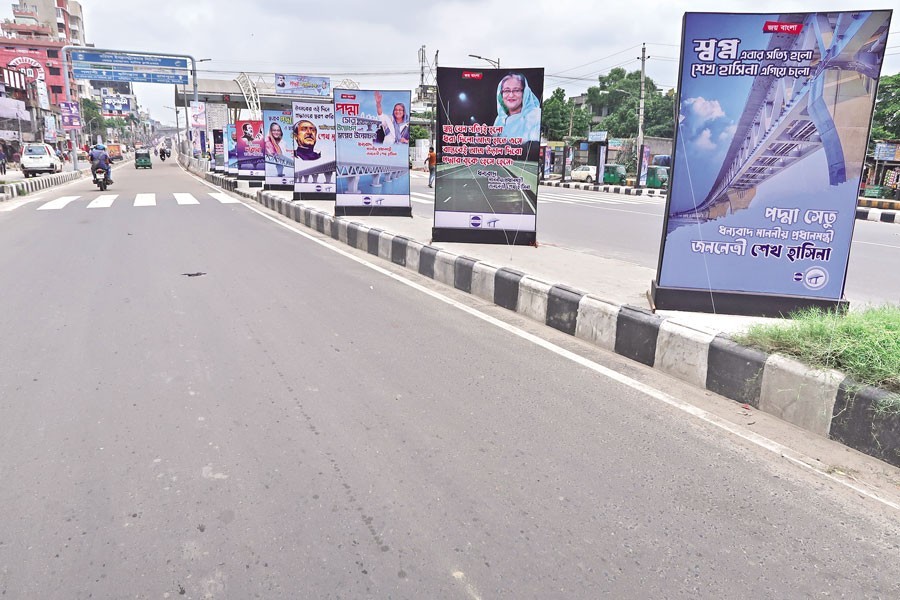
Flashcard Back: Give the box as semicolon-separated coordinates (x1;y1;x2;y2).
73;68;188;84
69;50;188;69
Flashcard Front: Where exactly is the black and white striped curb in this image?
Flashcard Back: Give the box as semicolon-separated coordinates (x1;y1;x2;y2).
856;207;900;225
541;180;665;196
0;169;85;200
255;190;900;467
185;156;900;470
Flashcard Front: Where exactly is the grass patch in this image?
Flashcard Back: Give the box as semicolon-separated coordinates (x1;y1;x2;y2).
733;306;900;404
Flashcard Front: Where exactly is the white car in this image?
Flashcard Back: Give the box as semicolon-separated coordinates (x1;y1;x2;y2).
570;165;599;183
21;143;62;177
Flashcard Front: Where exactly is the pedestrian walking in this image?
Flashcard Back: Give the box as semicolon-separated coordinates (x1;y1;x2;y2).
0;146;7;175
426;146;436;188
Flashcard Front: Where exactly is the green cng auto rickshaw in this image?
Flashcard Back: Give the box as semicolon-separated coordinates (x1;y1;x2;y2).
646;165;669;189
603;164;627;185
135;148;152;169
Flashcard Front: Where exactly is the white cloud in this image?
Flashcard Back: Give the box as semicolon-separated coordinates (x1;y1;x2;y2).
694;128;717;151
683;97;725;124
718;124;737;143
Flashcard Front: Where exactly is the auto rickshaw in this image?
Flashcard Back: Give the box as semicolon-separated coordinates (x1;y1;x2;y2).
646;165;669;189
135;148;152;169
603;164;627;185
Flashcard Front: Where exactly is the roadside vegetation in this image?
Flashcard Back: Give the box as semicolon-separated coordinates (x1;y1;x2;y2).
734;306;900;408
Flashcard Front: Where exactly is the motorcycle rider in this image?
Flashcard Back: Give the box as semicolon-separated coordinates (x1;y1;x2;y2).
89;143;113;184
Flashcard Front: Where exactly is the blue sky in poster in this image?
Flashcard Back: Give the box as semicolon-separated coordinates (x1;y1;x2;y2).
671;13;771;214
660;10;893;301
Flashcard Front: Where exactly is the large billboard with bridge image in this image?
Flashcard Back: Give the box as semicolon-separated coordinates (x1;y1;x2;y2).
653;10;893;315
433;66;544;245
333;89;411;216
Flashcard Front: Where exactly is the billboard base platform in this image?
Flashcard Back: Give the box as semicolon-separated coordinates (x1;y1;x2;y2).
264;184;293;191
432;228;537;246
335;206;412;217
650;280;849;318
295;192;336;201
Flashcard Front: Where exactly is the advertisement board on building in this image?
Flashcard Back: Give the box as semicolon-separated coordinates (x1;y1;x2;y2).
433;67;544;243
333;88;411;215
262;109;295;188
652;10;893;316
274;74;331;97
35;78;50;111
874;142;900;162
43;114;57;142
235;120;264;178
102;95;131;116
292;101;336;199
59;101;81;129
588;130;608;142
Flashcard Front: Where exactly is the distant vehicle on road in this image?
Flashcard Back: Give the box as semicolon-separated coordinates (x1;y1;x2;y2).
135;149;152;169
570;165;598;183
106;143;123;162
647;165;669;189
603;164;627;185
20;143;62;177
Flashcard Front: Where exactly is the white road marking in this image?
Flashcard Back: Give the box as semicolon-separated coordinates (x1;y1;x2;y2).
36;195;80;210
410;192;434;205
209;192;241;204
174;193;200;205
134;193;155;207
87;194;117;208
240;201;900;514
452;571;483;600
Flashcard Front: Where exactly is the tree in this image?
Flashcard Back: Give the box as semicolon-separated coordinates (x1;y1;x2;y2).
872;73;900;141
542;88;570;140
409;125;431;143
585;68;673;139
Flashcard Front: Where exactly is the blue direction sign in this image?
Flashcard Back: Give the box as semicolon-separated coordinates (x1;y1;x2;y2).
73;67;188;84
70;51;188;69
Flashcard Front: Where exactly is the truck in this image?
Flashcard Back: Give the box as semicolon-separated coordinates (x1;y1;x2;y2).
106;143;123;162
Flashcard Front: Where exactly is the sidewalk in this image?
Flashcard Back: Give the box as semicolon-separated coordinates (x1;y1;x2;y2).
186;158;900;469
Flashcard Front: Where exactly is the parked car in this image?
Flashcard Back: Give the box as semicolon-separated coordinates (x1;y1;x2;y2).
603;164;627;185
570;165;599;183
21;143;62;177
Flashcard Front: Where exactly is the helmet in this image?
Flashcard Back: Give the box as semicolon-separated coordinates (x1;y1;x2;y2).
95;143;106;150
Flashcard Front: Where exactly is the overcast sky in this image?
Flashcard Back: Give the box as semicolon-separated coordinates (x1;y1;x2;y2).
4;1;897;127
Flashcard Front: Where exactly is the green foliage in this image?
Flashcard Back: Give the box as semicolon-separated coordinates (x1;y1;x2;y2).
409;125;431;143
584;68;673;139
734;305;900;396
542;88;570;140
872;73;900;141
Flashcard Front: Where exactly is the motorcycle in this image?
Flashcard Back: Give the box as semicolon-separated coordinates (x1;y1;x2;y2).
160;150;168;162
93;166;111;191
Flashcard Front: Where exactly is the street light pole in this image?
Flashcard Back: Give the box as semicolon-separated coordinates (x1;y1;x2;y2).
636;43;647;187
468;54;500;69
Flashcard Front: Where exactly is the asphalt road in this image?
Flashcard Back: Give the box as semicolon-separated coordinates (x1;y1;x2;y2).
1;162;899;598
410;172;900;307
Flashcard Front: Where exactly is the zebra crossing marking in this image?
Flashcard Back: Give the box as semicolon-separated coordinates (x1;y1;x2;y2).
174;193;200;205
36;195;80;210
134;193;155;207
87;194;117;209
